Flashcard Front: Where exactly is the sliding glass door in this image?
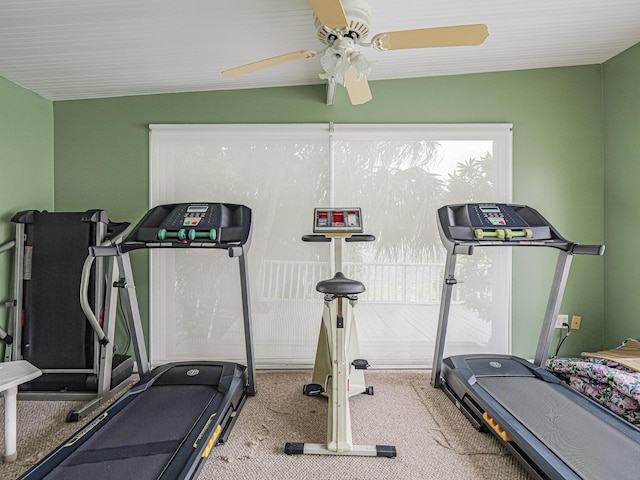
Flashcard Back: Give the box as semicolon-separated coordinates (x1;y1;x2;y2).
149;123;512;367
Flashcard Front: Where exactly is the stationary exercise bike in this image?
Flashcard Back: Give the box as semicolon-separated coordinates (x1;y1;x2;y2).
285;208;396;458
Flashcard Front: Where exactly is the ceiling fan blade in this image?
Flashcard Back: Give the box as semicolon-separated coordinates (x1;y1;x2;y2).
308;0;349;31
371;24;489;51
344;66;372;105
222;50;318;78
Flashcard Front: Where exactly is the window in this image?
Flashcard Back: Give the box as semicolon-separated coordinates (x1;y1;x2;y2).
149;123;512;368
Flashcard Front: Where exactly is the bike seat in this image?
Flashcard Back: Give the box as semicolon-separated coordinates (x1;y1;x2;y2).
316;272;365;295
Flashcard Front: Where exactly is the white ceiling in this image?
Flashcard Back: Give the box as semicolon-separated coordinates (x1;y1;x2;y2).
2;0;640;102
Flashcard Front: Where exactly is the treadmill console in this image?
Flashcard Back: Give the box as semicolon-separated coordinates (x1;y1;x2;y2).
468;204;529;230
159;203;220;236
313;208;363;234
438;203;557;244
122;202;251;250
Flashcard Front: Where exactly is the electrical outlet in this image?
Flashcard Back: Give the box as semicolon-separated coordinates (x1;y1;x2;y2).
571;315;582;330
556;314;569;329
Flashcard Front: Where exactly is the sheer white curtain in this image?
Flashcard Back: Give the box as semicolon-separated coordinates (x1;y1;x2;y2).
149;123;512;368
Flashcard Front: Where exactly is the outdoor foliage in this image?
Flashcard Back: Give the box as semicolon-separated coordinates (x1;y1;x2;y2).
337;140;495;320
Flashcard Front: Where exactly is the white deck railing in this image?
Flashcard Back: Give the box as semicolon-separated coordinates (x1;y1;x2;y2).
257;260;457;304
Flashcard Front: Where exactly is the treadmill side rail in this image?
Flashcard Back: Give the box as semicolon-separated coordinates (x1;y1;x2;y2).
18;362;249;480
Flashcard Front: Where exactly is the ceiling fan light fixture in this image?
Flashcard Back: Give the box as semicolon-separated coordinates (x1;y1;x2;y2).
350;52;375;80
319;46;351;84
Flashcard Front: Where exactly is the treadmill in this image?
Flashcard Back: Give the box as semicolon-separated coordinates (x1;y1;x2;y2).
3;210;134;422
19;202;256;480
431;203;640;480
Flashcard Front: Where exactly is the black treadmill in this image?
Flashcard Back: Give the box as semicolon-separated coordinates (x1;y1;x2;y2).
431;203;640;480
6;210;135;421
19;202;256;480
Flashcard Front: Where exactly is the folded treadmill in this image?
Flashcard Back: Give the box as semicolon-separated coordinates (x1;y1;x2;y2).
1;210;134;422
431;203;640;480
19;202;256;480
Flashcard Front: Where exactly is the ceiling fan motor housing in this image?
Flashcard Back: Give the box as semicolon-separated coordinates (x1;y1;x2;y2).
315;0;372;45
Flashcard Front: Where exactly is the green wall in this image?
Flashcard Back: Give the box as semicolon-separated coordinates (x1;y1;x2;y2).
603;42;640;346
0;76;54;345
53;65;605;360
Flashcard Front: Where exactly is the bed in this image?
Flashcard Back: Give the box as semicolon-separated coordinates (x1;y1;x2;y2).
546;338;640;427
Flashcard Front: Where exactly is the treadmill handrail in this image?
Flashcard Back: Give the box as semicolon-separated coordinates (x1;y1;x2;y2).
120;238;248;253
445;239;605;255
79;254;108;345
0;239;15;255
78;230;133;346
107;222;133;245
571;244;605;255
0;241;16;346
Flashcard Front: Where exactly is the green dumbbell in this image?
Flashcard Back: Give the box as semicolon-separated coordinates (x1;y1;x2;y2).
158;229;187;241
475;229;506;239
187;229;217;241
505;229;533;239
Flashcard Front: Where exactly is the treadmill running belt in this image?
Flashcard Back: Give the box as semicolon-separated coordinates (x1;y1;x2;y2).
44;384;222;480
477;376;640;480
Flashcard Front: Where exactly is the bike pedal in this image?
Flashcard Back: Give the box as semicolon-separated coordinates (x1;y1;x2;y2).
303;383;324;396
352;358;370;370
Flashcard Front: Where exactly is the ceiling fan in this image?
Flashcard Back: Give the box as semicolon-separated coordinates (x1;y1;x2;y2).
222;0;489;105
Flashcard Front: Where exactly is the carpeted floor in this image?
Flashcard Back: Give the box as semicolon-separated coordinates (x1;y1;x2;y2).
0;370;531;480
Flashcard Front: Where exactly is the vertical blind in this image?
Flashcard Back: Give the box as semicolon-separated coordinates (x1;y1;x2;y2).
149;123;512;368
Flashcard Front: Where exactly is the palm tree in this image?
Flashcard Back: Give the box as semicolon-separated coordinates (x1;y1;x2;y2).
333;139;446;263
441;153;494;205
441;152;496;321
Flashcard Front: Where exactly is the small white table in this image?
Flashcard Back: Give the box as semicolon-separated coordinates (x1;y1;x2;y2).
0;361;41;462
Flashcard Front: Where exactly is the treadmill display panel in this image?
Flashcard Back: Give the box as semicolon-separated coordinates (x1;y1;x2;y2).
161;204;218;230
468;204;530;230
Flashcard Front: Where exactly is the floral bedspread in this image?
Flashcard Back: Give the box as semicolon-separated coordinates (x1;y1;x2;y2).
546;339;640;427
